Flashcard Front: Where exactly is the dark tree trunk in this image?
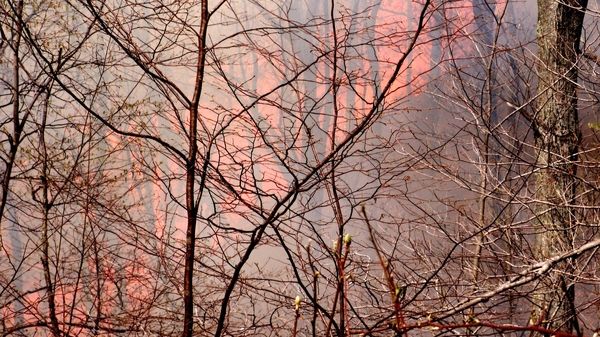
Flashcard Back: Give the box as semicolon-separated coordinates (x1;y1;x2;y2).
532;0;587;334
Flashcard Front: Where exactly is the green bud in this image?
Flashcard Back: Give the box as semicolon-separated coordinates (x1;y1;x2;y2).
294;295;301;311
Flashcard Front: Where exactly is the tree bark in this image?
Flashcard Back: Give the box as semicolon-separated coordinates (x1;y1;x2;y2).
532;0;587;334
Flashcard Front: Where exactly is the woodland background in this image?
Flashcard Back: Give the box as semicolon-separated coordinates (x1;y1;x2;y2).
1;0;599;336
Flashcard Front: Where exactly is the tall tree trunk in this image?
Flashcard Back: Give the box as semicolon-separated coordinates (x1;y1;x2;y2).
183;2;208;337
532;0;587;334
0;0;24;239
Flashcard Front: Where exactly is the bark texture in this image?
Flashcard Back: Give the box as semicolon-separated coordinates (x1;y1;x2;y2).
532;0;587;334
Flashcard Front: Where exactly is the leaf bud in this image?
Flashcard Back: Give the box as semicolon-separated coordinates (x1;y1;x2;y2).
294;295;301;311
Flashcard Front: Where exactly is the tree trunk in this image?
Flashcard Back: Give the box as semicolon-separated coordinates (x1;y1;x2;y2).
532;0;587;334
183;2;208;337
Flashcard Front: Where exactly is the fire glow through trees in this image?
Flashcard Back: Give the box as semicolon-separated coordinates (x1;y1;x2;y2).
1;1;599;337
